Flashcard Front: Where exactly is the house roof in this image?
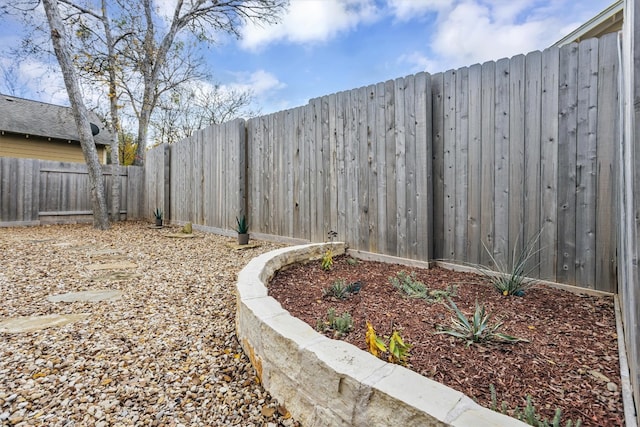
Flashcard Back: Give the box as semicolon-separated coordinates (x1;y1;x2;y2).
0;94;111;146
554;0;623;47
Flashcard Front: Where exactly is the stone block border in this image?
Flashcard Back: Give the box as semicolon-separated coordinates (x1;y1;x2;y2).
235;243;529;426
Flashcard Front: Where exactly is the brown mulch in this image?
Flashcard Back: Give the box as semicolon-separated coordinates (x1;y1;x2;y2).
268;255;624;426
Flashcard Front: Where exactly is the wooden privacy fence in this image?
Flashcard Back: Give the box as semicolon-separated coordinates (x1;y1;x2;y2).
247;73;433;260
145;120;246;230
145;34;618;294
431;33;619;292
0;157;144;225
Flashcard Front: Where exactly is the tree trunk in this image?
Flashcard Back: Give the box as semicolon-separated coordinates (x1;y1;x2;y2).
103;0;120;221
42;0;110;230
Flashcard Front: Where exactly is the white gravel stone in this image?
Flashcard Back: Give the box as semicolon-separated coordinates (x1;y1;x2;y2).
0;222;300;426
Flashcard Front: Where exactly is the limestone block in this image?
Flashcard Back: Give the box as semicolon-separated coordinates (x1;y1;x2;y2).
355;362;464;426
235;274;269;299
296;339;389;421
449;406;527;427
259;313;324;383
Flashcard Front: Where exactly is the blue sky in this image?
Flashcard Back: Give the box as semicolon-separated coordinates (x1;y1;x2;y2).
0;0;615;115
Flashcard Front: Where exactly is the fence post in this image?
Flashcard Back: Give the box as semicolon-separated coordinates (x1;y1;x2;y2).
239;119;248;219
163;143;171;223
620;0;640;421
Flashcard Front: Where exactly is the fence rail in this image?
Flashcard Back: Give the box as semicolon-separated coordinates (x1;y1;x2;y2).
0;157;144;225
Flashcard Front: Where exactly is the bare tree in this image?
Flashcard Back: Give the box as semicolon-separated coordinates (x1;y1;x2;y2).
152;82;259;144
126;0;287;165
59;0;126;221
3;0;287;167
41;0;109;229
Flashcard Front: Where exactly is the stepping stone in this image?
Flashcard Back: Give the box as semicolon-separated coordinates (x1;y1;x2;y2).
85;249;122;257
225;242;260;250
0;314;90;333
86;262;137;271
91;271;140;282
47;289;123;303
53;242;76;248
165;233;197;238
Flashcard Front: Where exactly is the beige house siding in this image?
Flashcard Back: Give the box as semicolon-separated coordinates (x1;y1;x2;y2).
0;133;107;164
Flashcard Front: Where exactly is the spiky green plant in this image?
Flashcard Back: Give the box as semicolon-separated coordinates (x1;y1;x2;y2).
322;279;348;299
235;215;249;234
390;271;430;299
489;385;582;427
317;308;353;338
481;230;543;296
436;298;528;346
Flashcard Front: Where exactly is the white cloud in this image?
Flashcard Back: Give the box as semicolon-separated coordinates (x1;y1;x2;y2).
225;69;286;96
387;0;451;21
397;51;441;74
239;0;379;50
429;1;554;68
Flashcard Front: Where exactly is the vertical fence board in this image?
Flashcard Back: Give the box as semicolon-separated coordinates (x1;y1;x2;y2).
443;70;456;260
480;61;496;267
307;100;318;241
596;34;618;292
431;73;445;260
494;58;511;265
557;42;579;284
284;110;294;237
321;95;332;237
357;86;370;250
0;158;10;221
405;75;418;258
328;94;338;233
302;104;312;240
375;82;388;253
540;46;560;281
524;50;543;277
336;94;347;242
576;38;599;289
509;55;526;259
345;90;358;247
395;77;408;257
415;72;432;260
454;67;469;260
384;80;398;255
467;64;482;264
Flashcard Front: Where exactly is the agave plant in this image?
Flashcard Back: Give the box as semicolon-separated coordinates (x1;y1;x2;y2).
235;215;249;234
436;298;527;346
322;279;349;299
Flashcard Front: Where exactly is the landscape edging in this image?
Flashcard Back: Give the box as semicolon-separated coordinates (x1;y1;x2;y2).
235;243;528;426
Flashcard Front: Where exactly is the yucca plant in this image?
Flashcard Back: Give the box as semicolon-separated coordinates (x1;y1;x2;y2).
436;298;527;346
481;230;543;296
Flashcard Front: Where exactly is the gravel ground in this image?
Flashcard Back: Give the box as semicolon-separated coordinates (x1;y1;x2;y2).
0;222;299;427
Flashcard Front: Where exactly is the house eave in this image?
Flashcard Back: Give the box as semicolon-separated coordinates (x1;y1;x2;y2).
554;0;624;47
